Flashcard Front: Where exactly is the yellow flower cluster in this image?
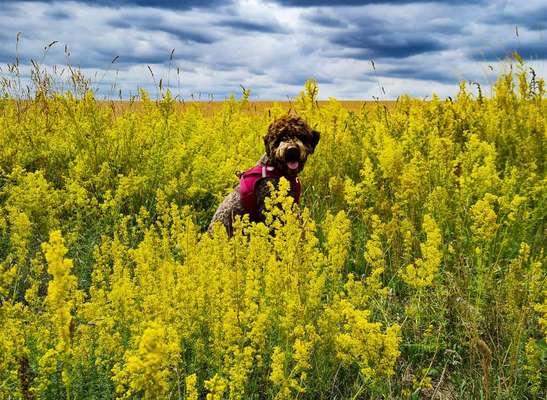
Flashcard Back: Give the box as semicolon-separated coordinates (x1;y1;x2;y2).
331;298;401;381
470;193;499;242
113;322;181;399
42;231;80;353
400;215;442;288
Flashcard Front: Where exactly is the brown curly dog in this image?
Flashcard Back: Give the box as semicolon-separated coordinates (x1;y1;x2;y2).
208;115;320;235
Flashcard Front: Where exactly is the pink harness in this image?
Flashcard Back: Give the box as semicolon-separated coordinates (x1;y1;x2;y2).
240;164;301;219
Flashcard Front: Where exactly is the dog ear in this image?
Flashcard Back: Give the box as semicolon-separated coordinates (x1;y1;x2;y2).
310;130;320;153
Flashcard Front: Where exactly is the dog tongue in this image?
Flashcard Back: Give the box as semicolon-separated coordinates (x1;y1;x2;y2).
287;161;299;170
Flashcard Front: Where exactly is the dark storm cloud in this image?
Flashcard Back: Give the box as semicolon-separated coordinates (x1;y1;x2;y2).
332;32;446;59
482;6;547;31
1;0;232;10
216;20;288;34
470;41;547;61
106;15;217;44
92;48;181;67
43;9;71;20
304;12;349;28
323;9;457;60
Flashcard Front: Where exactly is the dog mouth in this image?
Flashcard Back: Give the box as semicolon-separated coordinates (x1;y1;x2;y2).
285;147;301;171
287;160;299;170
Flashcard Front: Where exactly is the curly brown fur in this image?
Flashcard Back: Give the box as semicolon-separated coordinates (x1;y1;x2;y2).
208;115;320;235
208;185;245;236
263;115;320;176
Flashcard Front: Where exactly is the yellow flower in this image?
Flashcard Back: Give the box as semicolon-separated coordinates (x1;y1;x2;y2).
205;374;227;400
113;322;180;399
185;373;199;400
400;215;442;288
470;194;499;242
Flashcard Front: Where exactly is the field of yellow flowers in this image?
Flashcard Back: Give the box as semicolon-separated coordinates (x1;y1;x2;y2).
0;64;545;399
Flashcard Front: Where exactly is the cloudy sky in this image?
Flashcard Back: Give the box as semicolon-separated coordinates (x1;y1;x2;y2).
0;0;545;100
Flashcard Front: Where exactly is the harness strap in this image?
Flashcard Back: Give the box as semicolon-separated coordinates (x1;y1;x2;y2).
239;164;301;219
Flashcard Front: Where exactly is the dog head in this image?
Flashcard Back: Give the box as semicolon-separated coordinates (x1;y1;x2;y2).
263;115;320;175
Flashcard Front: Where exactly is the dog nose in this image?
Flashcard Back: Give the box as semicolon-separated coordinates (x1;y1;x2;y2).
286;147;300;161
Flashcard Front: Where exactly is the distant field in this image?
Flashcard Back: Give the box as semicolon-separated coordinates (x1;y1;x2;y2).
99;100;397;115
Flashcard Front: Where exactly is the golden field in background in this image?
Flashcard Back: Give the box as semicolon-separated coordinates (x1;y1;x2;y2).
99;100;397;116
